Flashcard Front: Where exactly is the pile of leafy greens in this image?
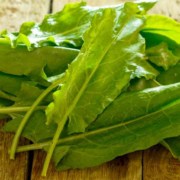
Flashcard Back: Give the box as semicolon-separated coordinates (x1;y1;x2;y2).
0;0;180;176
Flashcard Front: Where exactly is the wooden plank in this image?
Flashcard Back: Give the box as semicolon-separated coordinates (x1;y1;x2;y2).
31;151;142;180
0;0;51;31
0;121;29;180
143;145;180;180
149;0;180;21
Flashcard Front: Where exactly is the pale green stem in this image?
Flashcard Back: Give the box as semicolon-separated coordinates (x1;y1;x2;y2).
9;79;62;160
16;97;180;154
41;117;67;176
0;38;10;45
152;79;162;86
0;90;17;102
0;106;46;114
16;143;46;152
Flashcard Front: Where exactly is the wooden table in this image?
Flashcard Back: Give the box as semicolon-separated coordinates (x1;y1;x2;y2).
0;1;180;179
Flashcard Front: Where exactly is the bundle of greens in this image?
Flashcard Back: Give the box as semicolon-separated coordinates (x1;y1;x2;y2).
0;0;180;176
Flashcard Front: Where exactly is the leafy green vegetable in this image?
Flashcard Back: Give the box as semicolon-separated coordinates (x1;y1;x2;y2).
0;42;79;82
0;0;180;177
6;83;180;170
53;83;180;170
146;43;179;70
154;58;180;160
0;72;30;96
142;15;180;45
162;137;180;159
43;4;159;176
3;110;56;142
157;62;180;85
0;1;157;50
46;4;157;134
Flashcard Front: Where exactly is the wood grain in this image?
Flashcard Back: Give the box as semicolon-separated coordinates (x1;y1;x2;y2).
0;121;29;180
0;0;51;31
31;151;142;180
143;145;180;180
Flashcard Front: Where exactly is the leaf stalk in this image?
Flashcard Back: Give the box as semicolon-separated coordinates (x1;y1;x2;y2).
9;79;63;160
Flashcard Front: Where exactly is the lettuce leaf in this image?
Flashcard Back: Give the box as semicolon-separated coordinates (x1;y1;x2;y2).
46;4;158;135
146;43;179;70
2;0;180;175
5;83;180;170
53;83;180;170
142;15;180;45
0;1;157;50
0;43;79;82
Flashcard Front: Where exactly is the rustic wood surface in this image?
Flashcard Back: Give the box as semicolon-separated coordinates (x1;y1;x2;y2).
143;145;180;180
0;0;180;179
0;0;50;31
31;151;142;180
0;121;29;180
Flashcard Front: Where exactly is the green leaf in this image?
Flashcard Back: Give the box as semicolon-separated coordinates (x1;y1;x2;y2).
162;137;180;160
146;43;179;70
89;83;180;130
0;98;13;119
4;83;180;170
0;43;79;82
47;5;158;135
3;110;57;142
135;0;157;12
157;62;180;85
0;2;97;49
154;61;180;159
53;83;180;170
14;83;51;106
127;78;158;92
43;6;159;173
142;15;180;45
13;83;180;170
0;73;53;105
0;72;34;96
129;44;180;159
0;1;157;50
33;2;96;48
0;90;16;102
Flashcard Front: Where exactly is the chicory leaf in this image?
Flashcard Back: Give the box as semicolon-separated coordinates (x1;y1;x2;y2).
2;0;180;175
0;2;101;49
4;84;180;170
3;110;57;143
162;137;180;159
0;72;31;96
46;5;158;135
41;4;159;175
146;42;179;70
11;83;179;170
157;62;180;85
141;15;180;45
154;60;180;159
0;42;79;82
0;1;157;49
53;83;180;170
14;83;52;106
